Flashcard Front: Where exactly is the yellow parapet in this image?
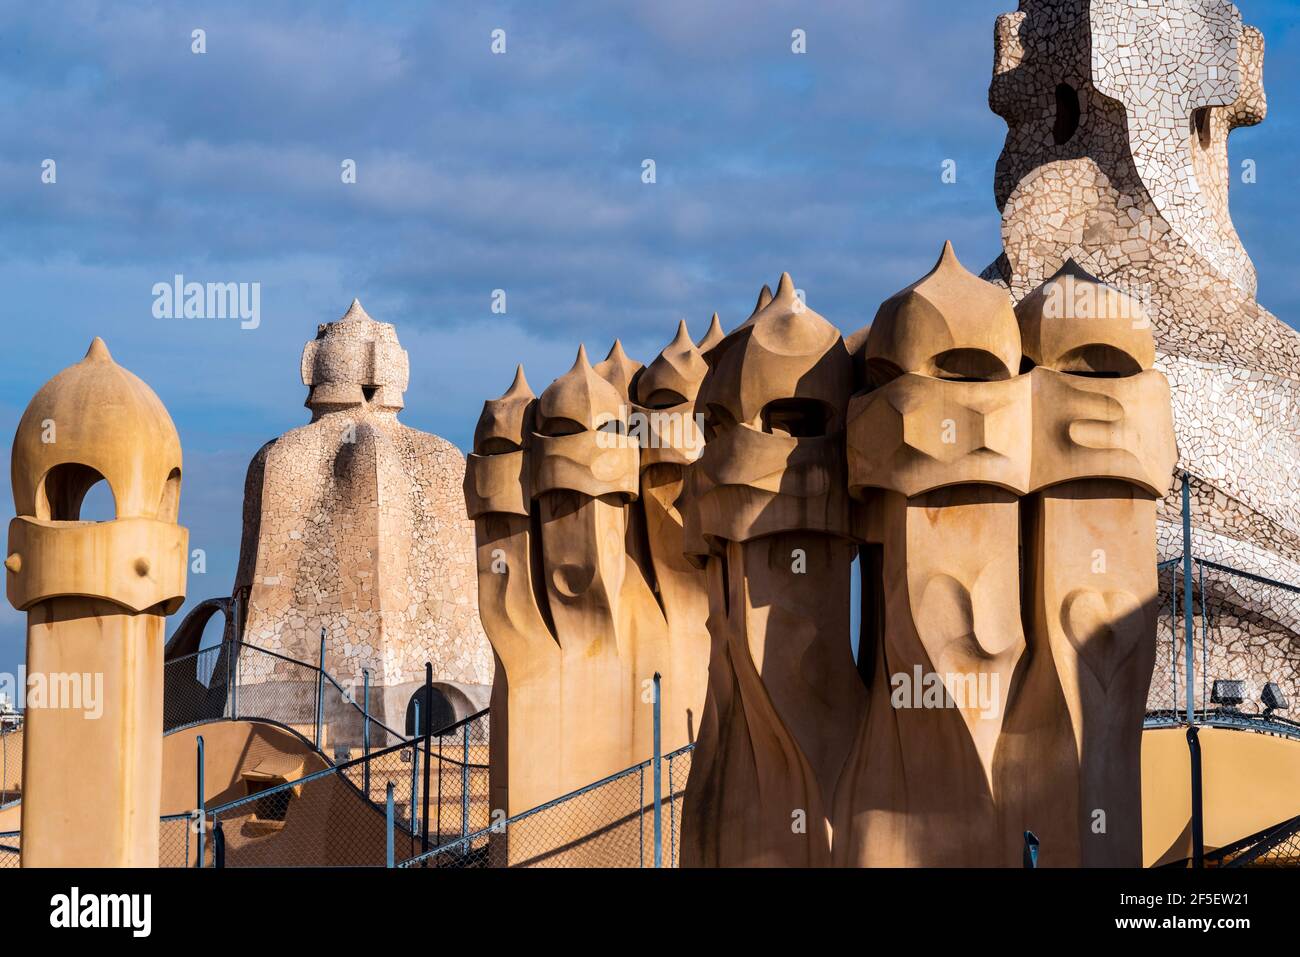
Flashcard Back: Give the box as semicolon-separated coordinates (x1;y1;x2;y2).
1143;726;1300;867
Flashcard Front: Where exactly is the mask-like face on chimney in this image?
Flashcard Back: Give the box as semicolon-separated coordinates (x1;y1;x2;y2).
685;273;854;558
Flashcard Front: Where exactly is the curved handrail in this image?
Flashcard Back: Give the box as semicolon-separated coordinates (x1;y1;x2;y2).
204;707;489;818
164;638;414;746
229;640;411;743
1144;708;1300;741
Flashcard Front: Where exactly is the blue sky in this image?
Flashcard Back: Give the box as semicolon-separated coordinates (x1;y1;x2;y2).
1;0;1297;675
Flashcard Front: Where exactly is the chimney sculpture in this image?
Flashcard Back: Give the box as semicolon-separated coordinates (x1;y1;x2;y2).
681;275;866;867
229;300;490;743
6;339;186;866
466;248;1177;867
465;324;713;851
1013;261;1177;865
836;243;1031;866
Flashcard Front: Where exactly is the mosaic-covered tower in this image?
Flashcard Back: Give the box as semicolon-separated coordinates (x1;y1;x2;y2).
985;0;1300;708
217;301;491;738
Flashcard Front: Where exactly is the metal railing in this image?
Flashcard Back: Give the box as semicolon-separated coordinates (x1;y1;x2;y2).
399;742;693;869
1144;707;1300;740
198;708;489;868
164;638;411;756
401;676;691;870
1147;473;1300;740
0;829;17;869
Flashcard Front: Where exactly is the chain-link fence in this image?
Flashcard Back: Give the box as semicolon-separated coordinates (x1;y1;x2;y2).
201;710;489;867
665;744;691;868
0;727;20;805
0;818;201;868
159;812;200;868
1202;815;1300;868
163;644;229;732
400;743;693;869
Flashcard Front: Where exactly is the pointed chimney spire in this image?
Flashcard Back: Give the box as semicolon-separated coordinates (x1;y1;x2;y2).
698;313;725;351
473;364;537;454
594;339;642;398
935;240;962;273
339;298;374;323
638;318;708;408
84;337;113;363
505;363;534;399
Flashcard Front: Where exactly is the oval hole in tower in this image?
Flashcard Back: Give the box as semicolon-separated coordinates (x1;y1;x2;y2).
1193;106;1213;150
1054;83;1081;145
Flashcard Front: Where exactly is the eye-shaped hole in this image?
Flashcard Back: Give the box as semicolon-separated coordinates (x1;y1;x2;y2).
761;398;830;438
1054;82;1080;145
641;388;687;410
703;402;738;442
596;417;627;436
1055;345;1143;378
477;437;522;456
931;349;1011;382
37;462;115;522
362;385;378;402
538;416;586;437
866;357;905;390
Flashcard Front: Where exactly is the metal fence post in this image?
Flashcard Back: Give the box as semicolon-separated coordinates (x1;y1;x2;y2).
196;735;206;867
411;699;421;838
386;782;395;868
653;671;662;869
315;629;326;751
213;821;225;869
363;668;371;800
1188;725;1205;868
1182;473;1195;725
1023;830;1039;868
461;720;470;848
421;662;433;854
